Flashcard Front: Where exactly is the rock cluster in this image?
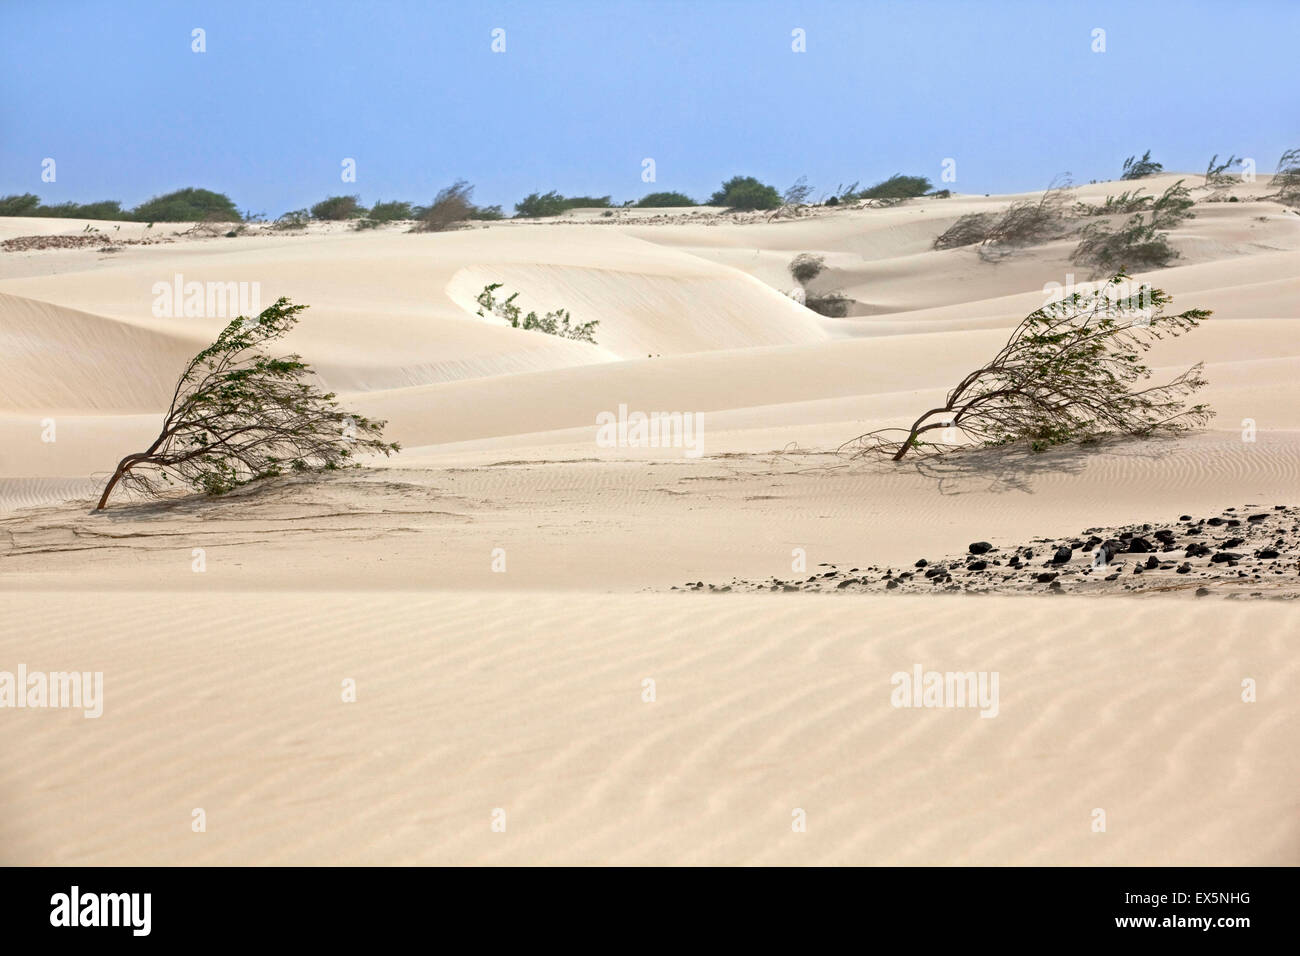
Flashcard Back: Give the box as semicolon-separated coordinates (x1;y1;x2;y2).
680;505;1300;599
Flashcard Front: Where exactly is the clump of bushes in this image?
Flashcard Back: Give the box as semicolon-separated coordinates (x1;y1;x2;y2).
310;195;366;220
411;180;475;232
635;192;696;208
1121;150;1163;180
856;173;933;202
474;283;599;344
514;191;612;217
0;187;241;222
934;176;1074;254
272;209;310;231
368;201;413;222
708;176;781;211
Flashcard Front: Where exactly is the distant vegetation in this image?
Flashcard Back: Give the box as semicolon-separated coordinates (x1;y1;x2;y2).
514;191;612;218
474;283;599;344
1120;150;1163;180
934;176;1074;255
635;192;697;208
1073;181;1194;273
708;176;782;211
310;195;366;220
0;187;240;222
855;173;933;202
787;252;850;317
1204;154;1242;187
1272;148;1300;206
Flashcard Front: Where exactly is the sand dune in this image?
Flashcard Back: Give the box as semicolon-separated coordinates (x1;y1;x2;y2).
2;179;1298;865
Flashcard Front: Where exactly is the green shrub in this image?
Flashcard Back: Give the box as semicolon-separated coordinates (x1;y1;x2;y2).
708;176;781;211
1272;148;1300;206
474;283;599;344
133;187;241;222
1121;150;1163;180
514;191;611;217
636;191;696;207
0;193;42;216
469;204;505;220
310;195;366;220
273;209;311;231
856;174;932;201
1073;213;1178;274
368;201;412;222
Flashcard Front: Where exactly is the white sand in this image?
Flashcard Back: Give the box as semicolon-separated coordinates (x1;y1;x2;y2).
2;178;1298;864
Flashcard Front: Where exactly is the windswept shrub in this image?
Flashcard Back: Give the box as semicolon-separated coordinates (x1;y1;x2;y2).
788;253;826;284
514;191;612;218
133;188;241;222
933;211;997;249
1121;150;1163;180
1073;213;1178;274
1204;154;1241;187
857;174;933;201
1272;148;1300;206
782;176;814;206
635;191;696;208
708;176;781;211
1149;180;1194;228
1075;189;1154;217
412;180;474;232
95;298;398;509
842;273;1212;460
474;283;599;344
272;209;311;231
310;195;366;220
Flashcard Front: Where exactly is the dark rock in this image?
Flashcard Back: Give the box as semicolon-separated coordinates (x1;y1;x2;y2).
1258;549;1280;559
1050;545;1072;564
1248;513;1268;522
1126;537;1154;553
915;558;928;568
1207;517;1227;526
1211;552;1244;563
1185;542;1211;558
967;560;988;571
1036;572;1058;583
1145;555;1159;569
1195;587;1211;597
1176;563;1190;574
1222;538;1245;549
968;541;993;555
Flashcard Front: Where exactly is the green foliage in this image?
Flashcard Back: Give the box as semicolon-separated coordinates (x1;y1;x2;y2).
273;209;310;231
474;283;599;344
843;273;1213;461
367;200;412;222
0;193;42;216
635;191;697;208
1272;148;1300;206
1121;150;1163;180
708;176;782;211
514;191;612;217
310;195;366;220
934;176;1073;253
856;173;933;201
95;298;398;509
468;204;504;220
132;187;241;222
1204;154;1241;187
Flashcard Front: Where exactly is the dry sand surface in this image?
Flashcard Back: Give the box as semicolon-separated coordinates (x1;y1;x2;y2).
2;177;1298;864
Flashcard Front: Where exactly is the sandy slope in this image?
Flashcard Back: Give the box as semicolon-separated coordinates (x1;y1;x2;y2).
1;178;1298;865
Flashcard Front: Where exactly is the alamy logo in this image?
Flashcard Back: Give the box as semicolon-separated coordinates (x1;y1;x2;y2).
596;404;704;458
152;273;261;318
0;665;103;718
50;886;150;936
890;665;999;718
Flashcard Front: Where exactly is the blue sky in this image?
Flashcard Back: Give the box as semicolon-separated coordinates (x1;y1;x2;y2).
2;0;1297;215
